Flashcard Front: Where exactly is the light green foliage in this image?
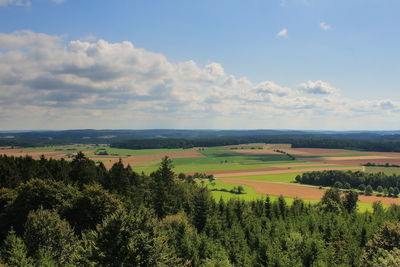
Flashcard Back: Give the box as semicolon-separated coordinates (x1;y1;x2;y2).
160;213;201;265
23;208;79;265
362;222;400;265
1;230;33;267
91;208;180;266
365;166;400;175
370;248;400;266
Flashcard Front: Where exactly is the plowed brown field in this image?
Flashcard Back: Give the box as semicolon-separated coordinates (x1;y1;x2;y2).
221;179;400;205
280;148;355;155
213;166;363;178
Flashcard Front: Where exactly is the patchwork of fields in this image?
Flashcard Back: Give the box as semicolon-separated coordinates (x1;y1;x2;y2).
2;143;400;210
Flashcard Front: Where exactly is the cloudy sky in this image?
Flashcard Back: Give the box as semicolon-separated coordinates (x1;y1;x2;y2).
0;0;399;130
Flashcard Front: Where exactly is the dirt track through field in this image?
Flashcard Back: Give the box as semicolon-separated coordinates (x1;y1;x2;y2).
213;166;363;178
220;179;400;205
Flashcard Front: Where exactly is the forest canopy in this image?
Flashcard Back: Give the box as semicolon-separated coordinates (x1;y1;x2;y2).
0;153;399;266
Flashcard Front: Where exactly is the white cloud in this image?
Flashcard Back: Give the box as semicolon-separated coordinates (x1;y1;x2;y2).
277;28;288;38
0;0;30;6
299;80;339;95
319;22;331;31
0;30;398;129
0;0;64;6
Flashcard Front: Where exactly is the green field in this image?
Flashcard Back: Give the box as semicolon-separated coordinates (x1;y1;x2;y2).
23;144;379;212
223;173;302;183
199;179;373;211
297;153;368;158
200;179;319;204
134;148;296;173
364;166;400;175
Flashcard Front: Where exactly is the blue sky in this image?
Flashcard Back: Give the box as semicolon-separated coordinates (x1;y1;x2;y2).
0;0;399;130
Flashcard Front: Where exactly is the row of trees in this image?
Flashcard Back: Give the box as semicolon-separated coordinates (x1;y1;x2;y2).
111;137;400;152
0;154;400;265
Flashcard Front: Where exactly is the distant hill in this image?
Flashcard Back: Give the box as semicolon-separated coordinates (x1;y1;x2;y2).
1;129;400;149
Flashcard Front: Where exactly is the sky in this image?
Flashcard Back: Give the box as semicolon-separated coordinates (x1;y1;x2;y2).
0;0;399;130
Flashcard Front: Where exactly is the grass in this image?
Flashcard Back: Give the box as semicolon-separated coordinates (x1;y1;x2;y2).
223;173;302;183
297;153;369;158
200;179;375;212
200;179;320;205
133;147;297;174
290;165;359;170
364;166;400;175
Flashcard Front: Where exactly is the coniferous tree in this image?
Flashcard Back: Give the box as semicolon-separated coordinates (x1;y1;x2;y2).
342;190;358;213
23;209;79;265
1;230;32;267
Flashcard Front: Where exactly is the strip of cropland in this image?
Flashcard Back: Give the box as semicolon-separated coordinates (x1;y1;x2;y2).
220;178;400;206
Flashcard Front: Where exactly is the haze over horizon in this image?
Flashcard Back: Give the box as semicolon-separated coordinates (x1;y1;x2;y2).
1;0;399;130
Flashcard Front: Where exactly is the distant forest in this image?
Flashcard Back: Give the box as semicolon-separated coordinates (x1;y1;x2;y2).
111;137;400;152
2;129;400;152
1;154;400;265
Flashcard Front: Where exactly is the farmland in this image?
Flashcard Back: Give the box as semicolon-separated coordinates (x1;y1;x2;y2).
3;143;400;210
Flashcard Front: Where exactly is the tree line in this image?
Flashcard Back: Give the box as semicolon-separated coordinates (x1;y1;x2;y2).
296;170;400;195
111;137;400;152
0;154;400;265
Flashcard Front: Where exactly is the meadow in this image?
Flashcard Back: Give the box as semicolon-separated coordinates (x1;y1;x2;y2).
5;143;400;210
364;166;400;175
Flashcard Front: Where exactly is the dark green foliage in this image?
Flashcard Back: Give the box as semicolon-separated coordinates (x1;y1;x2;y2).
342;190;359;213
0;153;400;265
70;152;101;186
105;159;136;194
151;156;179;219
64;184;121;233
366;185;374;196
111;135;400;152
296;170;400;191
358;184;366;191
1;179;79;235
320;188;342;213
192;188;210;232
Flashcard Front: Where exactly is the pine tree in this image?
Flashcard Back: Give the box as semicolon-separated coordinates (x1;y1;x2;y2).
1;230;33;267
193;188;210;232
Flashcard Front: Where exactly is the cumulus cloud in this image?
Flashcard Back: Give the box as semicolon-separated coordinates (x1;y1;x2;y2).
319;22;331;31
277;28;288;38
299;80;339;95
0;0;30;6
0;30;398;129
0;0;64;6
